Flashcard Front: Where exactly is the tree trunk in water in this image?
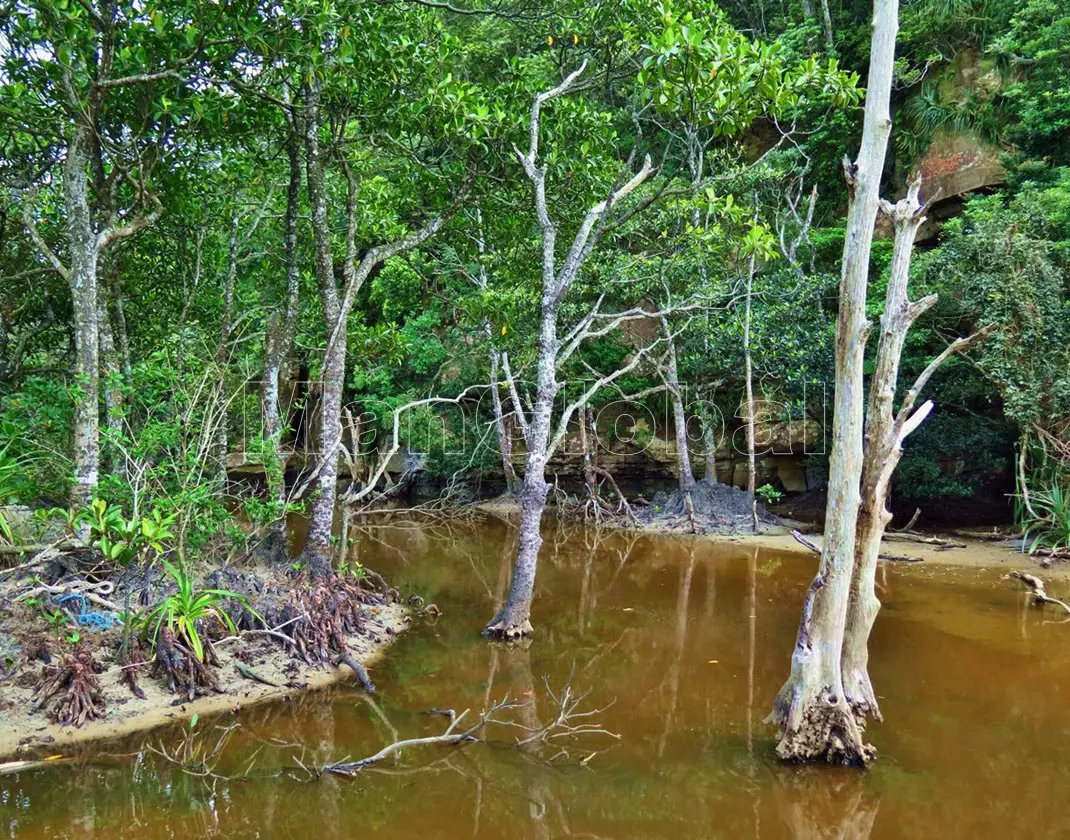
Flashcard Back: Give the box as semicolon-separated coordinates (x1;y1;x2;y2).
485;296;556;638
65;126;101;514
484;464;547;638
262;118;303;560
842;181;930;722
768;0;899;766
302;82;343;577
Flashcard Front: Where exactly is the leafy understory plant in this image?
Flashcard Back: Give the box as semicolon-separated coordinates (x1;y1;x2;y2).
0;442;26;544
1018;469;1070;554
144;560;251;662
47;499;176;566
756;484;784;505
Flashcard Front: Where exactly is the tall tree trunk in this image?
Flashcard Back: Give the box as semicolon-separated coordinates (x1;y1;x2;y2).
484;303;556;638
767;0;899;766
65;126;101;514
841;181;991;722
662;317;695;495
702;397;719;483
743;254;758;531
302;81;344;577
98;287;123;475
819;0;835;52
484;62;653;637
300;84;457;572
111;271;132;378
212;214;239;480
263;117;303;559
841;183;926;723
489;348;518;492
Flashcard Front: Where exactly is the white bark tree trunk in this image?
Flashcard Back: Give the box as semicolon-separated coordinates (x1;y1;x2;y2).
842;180;993;721
65;126;101;514
841;181;928;721
484;63;655;637
302;80;348;576
768;0;900;766
301;82;461;573
661;317;695;494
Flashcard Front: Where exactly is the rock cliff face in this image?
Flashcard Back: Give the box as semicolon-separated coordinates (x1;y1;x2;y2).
892;49;1007;241
909;127;1005;240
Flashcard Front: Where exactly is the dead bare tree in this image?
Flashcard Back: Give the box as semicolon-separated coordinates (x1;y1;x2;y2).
769;2;992;765
768;0;900;766
842;180;994;723
483;62;675;638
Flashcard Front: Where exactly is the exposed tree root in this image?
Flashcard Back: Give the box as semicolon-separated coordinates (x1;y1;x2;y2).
483;615;535;640
770;687;875;767
152;627;224;699
33;644;106;726
251;572;383;691
117;635;148;700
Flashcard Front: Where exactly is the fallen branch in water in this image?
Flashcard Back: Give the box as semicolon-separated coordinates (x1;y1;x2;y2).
0;756;72;775
878;553;924;563
315;677;620;777
320;698;520;776
511;677;620;747
1009;571;1070;616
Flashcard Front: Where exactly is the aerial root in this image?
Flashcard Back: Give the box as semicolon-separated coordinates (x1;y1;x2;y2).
260;573;380;691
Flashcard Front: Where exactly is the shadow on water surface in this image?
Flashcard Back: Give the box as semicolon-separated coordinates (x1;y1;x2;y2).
5;516;1070;838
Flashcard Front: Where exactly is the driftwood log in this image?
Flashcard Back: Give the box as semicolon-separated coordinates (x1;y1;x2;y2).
1009;571;1070;616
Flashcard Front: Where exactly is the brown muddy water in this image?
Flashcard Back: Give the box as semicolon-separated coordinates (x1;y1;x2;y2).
4;518;1070;839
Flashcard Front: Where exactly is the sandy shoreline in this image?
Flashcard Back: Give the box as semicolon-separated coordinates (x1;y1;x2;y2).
0;601;408;762
476;497;1061;579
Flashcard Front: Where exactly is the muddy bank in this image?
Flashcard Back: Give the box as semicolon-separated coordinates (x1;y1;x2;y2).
0;599;406;761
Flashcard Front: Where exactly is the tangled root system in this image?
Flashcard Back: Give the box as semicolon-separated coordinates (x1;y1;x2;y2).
33;644;106;727
152;627;223;700
258;573;380;691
